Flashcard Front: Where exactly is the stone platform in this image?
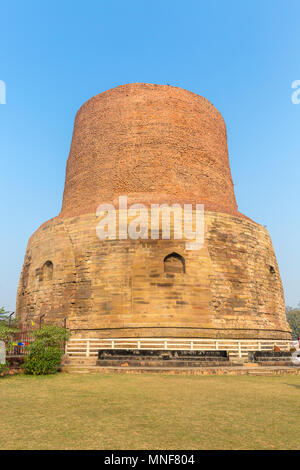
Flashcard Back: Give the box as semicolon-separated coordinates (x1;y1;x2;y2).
95;348;236;368
61;364;300;376
248;350;294;366
62;348;300;375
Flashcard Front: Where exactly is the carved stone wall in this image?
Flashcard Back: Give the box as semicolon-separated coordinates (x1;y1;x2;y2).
16;211;290;340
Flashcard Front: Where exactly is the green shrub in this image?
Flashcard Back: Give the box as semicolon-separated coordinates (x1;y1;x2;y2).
0;323;18;357
24;346;62;375
0;362;9;376
286;305;300;339
24;325;70;375
0;318;18;376
0;323;16;345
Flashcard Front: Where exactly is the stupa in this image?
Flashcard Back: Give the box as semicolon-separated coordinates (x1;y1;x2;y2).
16;83;291;343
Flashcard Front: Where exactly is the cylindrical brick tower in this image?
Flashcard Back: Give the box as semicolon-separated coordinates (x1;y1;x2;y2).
16;83;291;342
60;83;238;217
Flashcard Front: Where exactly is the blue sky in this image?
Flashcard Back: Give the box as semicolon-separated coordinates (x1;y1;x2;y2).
0;0;299;311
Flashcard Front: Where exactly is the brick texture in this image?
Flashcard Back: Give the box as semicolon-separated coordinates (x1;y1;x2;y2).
60;83;241;218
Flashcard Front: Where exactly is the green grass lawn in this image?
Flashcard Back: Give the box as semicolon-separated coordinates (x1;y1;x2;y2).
0;373;299;450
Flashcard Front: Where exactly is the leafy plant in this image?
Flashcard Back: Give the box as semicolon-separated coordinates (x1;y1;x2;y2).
286;304;300;340
0;323;17;352
0;310;18;376
0;362;9;376
24;325;70;375
24;346;62;375
0;307;10;326
28;324;70;346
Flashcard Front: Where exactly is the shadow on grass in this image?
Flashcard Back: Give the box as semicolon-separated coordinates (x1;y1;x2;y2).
284;383;300;389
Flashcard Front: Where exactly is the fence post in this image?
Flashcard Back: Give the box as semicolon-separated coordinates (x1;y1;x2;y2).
112;340;115;350
191;340;194;350
258;341;261;351
238;341;242;358
216;340;219;350
137;340;141;349
164;340;167;350
86;340;90;357
39;314;45;328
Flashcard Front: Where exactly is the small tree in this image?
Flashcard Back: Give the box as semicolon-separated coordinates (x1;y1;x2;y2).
0;309;17;376
0;308;18;328
286;304;300;340
0;307;10;326
0;317;17;354
24;325;70;375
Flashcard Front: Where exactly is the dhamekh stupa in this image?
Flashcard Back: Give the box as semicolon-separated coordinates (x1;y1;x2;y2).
16;83;291;342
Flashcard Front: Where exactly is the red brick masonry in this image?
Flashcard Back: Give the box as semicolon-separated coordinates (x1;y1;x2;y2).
60;83;242;218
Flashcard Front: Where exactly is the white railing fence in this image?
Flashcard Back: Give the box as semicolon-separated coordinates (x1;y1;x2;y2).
65;337;293;359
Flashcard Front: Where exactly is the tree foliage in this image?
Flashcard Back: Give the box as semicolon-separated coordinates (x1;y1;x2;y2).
0;308;17;376
286;304;300;339
0;324;16;343
0;307;10;326
0;313;17;353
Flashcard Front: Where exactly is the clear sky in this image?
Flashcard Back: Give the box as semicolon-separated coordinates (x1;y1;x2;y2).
0;0;299;311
